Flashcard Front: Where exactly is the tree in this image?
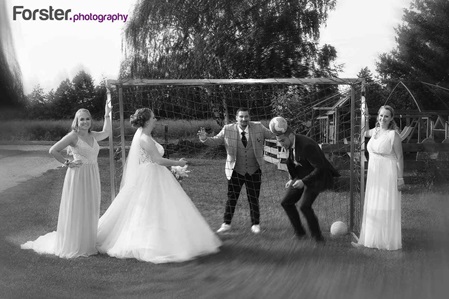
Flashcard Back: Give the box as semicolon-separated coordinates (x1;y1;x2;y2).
48;71;101;119
376;0;449;110
357;67;388;111
314;44;341;78
122;0;338;80
26;85;52;119
23;71;106;120
72;70;96;113
0;0;25;117
52;79;76;119
90;82;108;120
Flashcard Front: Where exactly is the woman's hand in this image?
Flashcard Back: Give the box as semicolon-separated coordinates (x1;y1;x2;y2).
64;160;83;168
105;87;112;116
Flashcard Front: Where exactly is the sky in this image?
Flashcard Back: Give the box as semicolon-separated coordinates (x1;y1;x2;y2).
319;0;413;78
7;0;413;94
8;0;136;93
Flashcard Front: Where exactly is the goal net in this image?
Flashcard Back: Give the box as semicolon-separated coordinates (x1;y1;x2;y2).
107;78;365;234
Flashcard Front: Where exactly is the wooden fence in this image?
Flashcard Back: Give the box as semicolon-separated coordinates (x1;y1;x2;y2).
263;138;449;186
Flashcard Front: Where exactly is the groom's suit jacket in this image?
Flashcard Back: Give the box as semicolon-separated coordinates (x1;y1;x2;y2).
287;134;340;192
202;122;274;180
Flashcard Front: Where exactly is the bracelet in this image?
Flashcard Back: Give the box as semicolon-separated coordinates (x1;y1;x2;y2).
104;115;110;118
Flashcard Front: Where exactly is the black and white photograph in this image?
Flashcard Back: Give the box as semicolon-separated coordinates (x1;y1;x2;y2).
1;0;449;298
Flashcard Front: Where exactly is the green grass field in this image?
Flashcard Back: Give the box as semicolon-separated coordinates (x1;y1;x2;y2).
1;154;449;298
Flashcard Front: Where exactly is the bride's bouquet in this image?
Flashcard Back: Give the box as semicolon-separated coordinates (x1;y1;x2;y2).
171;165;190;181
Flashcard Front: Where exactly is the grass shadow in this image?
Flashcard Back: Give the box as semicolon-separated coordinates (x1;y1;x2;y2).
1;156;449;298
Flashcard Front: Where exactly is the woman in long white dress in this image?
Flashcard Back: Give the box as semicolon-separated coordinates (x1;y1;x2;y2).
97;108;222;263
21;90;112;258
354;105;405;250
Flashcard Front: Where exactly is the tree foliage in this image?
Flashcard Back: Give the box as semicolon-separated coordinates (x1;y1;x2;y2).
121;0;338;79
376;0;449;110
0;0;25;117
24;71;105;120
357;67;388;112
26;85;52;119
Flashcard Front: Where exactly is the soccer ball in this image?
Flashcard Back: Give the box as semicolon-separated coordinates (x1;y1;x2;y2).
269;116;288;135
330;221;348;237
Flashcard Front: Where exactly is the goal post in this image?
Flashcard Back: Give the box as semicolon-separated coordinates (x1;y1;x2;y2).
107;77;366;233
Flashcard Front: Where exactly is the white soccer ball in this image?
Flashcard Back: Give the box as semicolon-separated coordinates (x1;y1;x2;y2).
269;116;288;135
330;221;348;237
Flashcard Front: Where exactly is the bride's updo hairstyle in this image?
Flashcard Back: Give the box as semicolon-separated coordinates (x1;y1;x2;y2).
130;108;153;128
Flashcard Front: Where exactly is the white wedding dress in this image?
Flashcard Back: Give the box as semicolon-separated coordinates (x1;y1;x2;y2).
97;128;222;263
358;129;401;250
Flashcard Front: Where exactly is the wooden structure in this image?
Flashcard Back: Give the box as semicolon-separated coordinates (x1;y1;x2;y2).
264;108;449;176
313;94;350;144
392;110;449;143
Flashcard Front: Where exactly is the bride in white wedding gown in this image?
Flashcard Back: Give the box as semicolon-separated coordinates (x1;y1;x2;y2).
97;108;222;263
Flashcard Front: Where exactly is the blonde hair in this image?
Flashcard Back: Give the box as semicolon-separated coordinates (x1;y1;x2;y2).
375;105;399;131
71;108;92;132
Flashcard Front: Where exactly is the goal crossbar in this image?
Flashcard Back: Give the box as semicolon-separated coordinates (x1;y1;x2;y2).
108;78;363;87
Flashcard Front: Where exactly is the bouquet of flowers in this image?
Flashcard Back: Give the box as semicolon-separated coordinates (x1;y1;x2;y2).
171;165;190;181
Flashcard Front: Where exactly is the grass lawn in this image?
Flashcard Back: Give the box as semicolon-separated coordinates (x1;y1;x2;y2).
1;154;449;299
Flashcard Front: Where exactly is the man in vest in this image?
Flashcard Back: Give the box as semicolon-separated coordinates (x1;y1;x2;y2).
198;108;274;234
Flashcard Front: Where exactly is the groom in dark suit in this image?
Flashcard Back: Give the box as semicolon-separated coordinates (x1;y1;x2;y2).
269;117;340;243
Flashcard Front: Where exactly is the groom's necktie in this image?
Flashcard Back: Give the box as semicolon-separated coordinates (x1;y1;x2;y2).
289;148;294;161
241;132;247;147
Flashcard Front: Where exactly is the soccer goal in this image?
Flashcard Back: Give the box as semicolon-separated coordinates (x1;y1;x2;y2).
107;78;366;234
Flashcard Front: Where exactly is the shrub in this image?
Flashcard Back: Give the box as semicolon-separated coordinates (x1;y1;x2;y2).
0;119;223;142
